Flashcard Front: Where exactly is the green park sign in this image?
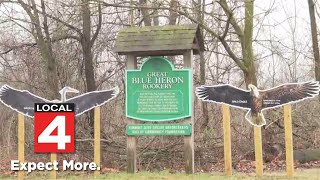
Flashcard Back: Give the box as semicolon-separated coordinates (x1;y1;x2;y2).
126;57;191;121
126;124;191;136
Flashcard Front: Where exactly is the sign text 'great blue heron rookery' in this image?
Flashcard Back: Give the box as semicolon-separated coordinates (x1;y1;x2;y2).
126;57;191;122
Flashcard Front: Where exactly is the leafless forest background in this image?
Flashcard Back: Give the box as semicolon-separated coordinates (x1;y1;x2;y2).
0;0;319;172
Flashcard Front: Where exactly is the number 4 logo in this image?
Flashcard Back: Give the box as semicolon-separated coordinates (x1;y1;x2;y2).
34;103;75;153
38;116;71;150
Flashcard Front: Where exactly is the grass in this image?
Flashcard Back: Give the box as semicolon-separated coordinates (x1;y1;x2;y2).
0;168;319;180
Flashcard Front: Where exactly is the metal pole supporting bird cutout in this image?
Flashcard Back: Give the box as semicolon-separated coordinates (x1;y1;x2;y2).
0;85;120;118
196;81;320;127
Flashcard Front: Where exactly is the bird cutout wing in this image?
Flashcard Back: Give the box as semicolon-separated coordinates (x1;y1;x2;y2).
196;84;251;109
0;84;51;117
260;81;319;109
65;86;119;116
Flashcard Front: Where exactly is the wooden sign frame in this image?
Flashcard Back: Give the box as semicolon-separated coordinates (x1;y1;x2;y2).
125;51;195;174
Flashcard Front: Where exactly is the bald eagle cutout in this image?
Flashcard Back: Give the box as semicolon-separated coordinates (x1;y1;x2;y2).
0;85;119;118
196;81;320;127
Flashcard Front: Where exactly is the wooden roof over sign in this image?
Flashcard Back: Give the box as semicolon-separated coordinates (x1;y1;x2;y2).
114;25;204;56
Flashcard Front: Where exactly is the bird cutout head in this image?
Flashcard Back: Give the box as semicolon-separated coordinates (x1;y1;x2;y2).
59;86;79;102
59;86;79;95
248;84;260;97
196;81;320;127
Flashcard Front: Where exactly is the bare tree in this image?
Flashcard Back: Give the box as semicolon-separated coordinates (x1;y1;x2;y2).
169;0;178;25
192;0;209;129
139;0;152;26
308;0;320;91
17;0;60;99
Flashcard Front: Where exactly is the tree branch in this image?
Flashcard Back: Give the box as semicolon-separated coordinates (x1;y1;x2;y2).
0;43;36;55
218;0;244;43
91;2;102;46
0;35;80;55
220;15;231;40
95;0;247;71
218;36;248;72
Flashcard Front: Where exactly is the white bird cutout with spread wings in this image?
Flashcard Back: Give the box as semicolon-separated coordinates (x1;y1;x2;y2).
0;85;119;118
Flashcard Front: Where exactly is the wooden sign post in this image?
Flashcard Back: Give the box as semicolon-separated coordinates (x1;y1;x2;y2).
50;153;57;179
18;113;24;180
94;107;101;177
254;127;263;176
222;105;232;176
284;104;294;177
183;50;194;174
126;54;138;173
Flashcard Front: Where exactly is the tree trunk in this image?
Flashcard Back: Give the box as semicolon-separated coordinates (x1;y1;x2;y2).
81;0;97;130
40;0;60;100
244;67;258;86
243;0;257;87
199;50;210;129
169;0;178;25
242;0;261;126
18;0;60;100
139;0;152;26
81;0;96;92
307;0;320;100
153;9;159;26
193;0;209;129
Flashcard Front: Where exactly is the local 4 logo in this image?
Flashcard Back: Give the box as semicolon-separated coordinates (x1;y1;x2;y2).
34;103;75;153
